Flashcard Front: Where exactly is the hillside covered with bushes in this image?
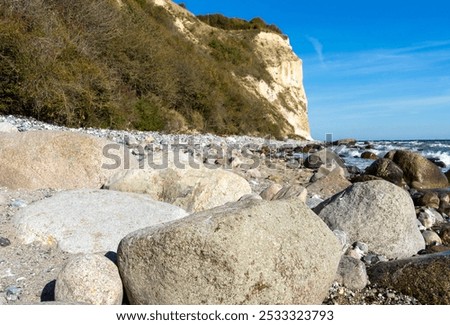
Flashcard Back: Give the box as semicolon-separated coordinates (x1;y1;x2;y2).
0;0;308;138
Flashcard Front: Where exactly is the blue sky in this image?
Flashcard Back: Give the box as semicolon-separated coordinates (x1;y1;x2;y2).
175;0;450;140
173;0;450;140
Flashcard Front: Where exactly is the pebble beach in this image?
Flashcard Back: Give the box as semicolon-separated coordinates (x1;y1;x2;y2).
1;115;449;305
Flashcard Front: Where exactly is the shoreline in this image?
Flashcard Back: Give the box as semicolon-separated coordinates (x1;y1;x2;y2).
1;114;449;305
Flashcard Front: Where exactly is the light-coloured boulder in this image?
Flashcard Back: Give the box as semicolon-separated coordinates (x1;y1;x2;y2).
385;150;448;189
118;199;342;305
0;131;136;190
104;167;252;213
272;185;307;202
307;167;352;200
368;251;450;304
260;183;283;200
55;254;123;305
422;230;442;245
314;180;425;259
13;189;187;253
0;122;18;133
417;208;442;229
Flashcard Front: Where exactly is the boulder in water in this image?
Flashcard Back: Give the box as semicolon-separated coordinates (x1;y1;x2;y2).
384;150;448;189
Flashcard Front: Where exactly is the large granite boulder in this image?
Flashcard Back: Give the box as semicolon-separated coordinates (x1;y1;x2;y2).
385;150;448;189
104;167;252;213
0;131;136;190
314;180;425;259
368;251;450;304
118;199;341;305
13;189;188;254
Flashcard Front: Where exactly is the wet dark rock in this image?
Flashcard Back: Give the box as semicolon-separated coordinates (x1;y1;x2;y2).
384;150;448;189
427;157;446;168
300;144;323;154
332;138;357;146
361;151;378;160
346;165;362;176
306;149;347;170
418;245;450;255
304;154;323;169
364;158;405;187
368;251;450;304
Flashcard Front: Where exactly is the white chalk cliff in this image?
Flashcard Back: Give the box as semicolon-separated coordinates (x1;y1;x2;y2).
149;0;311;139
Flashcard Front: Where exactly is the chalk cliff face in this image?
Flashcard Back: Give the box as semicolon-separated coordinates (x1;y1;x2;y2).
149;0;311;140
246;32;310;140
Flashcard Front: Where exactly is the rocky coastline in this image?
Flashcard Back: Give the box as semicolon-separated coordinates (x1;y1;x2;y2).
1;115;449;305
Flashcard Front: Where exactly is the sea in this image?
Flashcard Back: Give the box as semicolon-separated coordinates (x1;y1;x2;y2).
335;140;450;173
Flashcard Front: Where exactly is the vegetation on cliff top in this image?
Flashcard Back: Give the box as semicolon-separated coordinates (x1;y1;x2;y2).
0;0;291;137
197;14;284;36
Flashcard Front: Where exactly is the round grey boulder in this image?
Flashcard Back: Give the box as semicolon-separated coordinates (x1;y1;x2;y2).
335;256;368;291
314;180;425;259
55;254;123;305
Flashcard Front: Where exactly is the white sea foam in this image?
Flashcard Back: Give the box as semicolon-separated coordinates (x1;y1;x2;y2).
423;151;450;166
339;140;450;172
430;143;450;149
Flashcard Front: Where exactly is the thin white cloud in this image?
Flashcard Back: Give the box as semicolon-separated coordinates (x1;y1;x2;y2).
305;40;450;140
393;40;450;54
305;40;450;76
306;36;325;65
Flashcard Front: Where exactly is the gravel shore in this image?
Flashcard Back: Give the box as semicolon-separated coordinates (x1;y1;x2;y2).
1;114;443;305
